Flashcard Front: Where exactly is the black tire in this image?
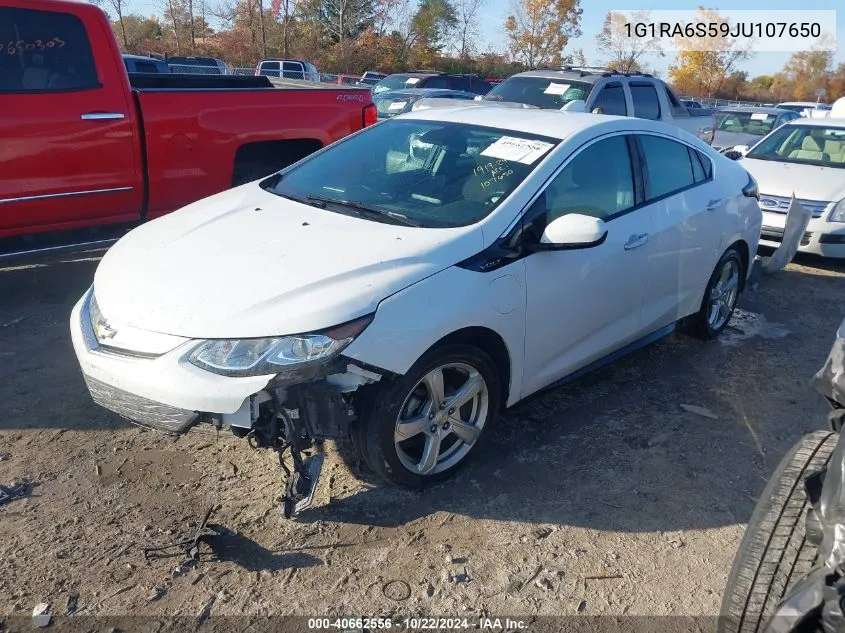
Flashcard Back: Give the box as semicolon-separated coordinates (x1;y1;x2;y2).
686;247;744;340
719;430;837;633
353;343;501;488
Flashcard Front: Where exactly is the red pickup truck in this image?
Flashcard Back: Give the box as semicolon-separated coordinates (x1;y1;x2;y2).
0;0;377;256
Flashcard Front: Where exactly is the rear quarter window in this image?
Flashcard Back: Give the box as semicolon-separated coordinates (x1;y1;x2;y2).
0;7;99;93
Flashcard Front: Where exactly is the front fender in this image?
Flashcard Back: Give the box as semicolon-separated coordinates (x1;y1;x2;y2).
342;263;527;407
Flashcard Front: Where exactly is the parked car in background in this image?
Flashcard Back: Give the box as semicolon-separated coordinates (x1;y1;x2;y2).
373;88;477;119
681;99;704;109
167;56;228;74
337;74;363;86
712;106;801;152
373;72;493;95
255;59;320;82
738;117;845;258
484;68;717;145
0;0;377;256
71;106;760;511
777;101;832;114
122;54;169;74
360;71;387;86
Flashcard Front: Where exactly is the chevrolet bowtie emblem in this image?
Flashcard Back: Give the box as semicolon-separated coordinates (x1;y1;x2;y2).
95;318;117;341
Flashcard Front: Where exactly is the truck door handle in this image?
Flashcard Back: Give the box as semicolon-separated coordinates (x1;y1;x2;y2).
706;198;724;211
624;233;649;250
81;112;126;121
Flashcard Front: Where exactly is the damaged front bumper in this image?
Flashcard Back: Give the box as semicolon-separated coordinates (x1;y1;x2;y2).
70;289;384;439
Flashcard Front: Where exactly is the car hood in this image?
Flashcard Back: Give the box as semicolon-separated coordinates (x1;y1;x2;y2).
739;157;845;201
712;130;766;150
94;184;483;339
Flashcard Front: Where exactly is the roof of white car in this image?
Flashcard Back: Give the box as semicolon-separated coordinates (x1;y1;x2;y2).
785;117;845;128
401;105;668;140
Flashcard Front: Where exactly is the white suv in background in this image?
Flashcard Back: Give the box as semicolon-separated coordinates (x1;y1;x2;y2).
256;58;319;82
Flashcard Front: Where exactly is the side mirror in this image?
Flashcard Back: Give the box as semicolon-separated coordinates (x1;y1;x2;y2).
531;214;608;251
561;100;586;112
733;145;750;156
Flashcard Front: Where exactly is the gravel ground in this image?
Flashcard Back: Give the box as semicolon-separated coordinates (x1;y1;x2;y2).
0;250;844;626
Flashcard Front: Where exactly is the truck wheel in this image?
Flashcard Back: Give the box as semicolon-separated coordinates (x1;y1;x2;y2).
686;247;743;340
719;430;837;633
353;344;501;488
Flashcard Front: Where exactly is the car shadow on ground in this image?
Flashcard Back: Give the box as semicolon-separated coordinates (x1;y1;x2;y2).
203;527;323;571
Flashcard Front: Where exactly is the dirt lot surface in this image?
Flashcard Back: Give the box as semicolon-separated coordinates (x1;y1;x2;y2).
1;250;844;626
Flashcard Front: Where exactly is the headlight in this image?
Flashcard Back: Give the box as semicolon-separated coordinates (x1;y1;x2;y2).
186;315;372;377
831;199;845;223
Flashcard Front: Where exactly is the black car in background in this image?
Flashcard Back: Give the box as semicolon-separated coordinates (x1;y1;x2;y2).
373;72;493;96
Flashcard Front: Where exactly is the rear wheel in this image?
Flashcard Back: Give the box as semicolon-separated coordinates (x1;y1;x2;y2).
719;431;837;633
353;344;501;488
686;247;743;340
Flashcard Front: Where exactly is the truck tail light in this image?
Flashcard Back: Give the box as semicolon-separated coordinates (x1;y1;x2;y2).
363;103;378;127
254;68;260;76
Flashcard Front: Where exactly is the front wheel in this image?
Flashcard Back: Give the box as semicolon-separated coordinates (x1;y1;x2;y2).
686;247;744;340
353;344;501;488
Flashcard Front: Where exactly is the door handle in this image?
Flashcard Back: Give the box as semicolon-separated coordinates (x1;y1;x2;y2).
624;233;649;250
81;112;126;120
706;198;724;211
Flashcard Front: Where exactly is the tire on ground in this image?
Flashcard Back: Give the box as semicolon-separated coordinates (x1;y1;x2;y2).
718;430;837;633
685;246;744;340
352;343;501;488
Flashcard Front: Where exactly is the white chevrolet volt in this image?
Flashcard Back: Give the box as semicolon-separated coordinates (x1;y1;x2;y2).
70;106;762;511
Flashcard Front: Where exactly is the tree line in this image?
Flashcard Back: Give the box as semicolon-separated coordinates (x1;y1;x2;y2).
94;0;842;103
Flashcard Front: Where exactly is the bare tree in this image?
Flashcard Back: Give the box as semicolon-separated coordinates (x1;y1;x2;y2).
272;0;297;57
596;10;663;73
452;0;483;60
92;0;132;48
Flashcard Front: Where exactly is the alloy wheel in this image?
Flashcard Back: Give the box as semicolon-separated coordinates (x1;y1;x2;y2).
708;259;740;331
393;362;489;475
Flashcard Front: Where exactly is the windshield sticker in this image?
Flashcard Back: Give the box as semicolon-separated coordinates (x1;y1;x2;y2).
480;136;555;164
543;82;570;95
405;77;420;85
0;37;66;54
388;101;408;111
750;112;769;120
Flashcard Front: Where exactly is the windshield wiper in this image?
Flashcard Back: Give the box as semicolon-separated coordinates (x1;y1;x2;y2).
305;194;420;227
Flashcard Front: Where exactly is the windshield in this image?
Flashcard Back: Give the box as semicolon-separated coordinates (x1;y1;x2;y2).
373;75;428;94
715;111;778;136
483;76;592;109
261;120;557;228
746;124;845;168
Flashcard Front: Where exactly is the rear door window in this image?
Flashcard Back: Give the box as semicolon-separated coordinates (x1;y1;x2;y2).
630;83;661;120
423;76;449;89
591;82;627;115
451;76;472;91
0;7;99;93
639;135;696;199
282;62;304;78
260;61;280;75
